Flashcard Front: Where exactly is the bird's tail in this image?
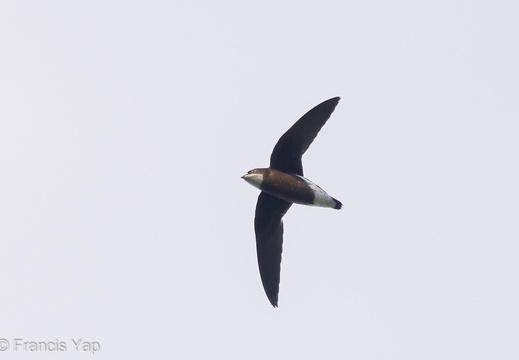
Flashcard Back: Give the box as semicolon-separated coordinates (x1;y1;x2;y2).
332;197;342;210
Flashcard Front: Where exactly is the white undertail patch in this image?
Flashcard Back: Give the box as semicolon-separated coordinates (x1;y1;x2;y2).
296;175;337;208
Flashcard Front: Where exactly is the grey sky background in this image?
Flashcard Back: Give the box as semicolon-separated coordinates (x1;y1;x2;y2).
1;1;518;359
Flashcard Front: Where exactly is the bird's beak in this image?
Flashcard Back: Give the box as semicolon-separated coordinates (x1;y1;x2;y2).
241;174;247;179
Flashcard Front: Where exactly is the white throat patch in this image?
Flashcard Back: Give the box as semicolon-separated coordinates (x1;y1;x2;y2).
242;172;264;190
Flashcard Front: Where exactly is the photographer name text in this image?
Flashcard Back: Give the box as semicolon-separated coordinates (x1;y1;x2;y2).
0;338;100;354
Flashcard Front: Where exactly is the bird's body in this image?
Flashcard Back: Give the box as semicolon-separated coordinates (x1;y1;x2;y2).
242;97;342;307
242;168;342;209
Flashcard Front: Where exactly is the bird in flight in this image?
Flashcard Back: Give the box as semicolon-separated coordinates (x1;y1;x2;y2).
242;97;342;307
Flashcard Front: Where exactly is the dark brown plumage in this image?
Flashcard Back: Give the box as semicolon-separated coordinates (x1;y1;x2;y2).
243;97;342;307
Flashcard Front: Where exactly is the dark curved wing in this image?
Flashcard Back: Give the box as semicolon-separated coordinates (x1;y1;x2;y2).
254;191;292;307
270;97;340;176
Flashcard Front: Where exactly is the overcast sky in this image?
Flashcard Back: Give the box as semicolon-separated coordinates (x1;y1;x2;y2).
1;1;518;359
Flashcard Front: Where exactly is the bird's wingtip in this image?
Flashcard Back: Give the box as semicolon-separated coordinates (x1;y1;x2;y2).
267;294;279;307
323;96;341;108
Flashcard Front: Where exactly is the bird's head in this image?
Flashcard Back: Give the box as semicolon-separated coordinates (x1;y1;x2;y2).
241;168;266;189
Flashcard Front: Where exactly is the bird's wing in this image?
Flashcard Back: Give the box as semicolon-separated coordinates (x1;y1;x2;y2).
254;191;292;307
270;97;340;176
